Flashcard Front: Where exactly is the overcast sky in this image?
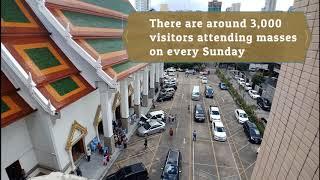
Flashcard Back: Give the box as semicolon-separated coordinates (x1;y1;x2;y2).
129;0;294;11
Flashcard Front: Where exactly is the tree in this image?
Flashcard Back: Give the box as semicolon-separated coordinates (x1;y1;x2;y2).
252;73;265;88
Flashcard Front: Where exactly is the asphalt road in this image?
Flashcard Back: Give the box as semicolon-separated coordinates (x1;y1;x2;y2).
106;71;259;180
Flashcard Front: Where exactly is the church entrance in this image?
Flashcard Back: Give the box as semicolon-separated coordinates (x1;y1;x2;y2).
71;138;85;162
98;121;104;135
6;160;23;180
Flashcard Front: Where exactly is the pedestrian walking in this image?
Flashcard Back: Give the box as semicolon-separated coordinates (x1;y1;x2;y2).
86;147;91;162
144;138;148;149
192;130;197;141
123;137;127;149
103;154;108;165
76;167;82;176
169;127;174;137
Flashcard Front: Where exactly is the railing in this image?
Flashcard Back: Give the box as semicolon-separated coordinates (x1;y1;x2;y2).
1;43;56;115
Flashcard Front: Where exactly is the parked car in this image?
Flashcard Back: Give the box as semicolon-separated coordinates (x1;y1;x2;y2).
161;149;182;180
137;120;166;136
104;162;148;180
157;93;174;102
160;88;175;96
243;121;262;144
163;84;177;90
201;76;208;84
205;86;214;98
212;121;227;142
194;104;205;122
234;75;240;81
164;79;176;86
209;106;220;122
185;69;195;75
237;78;245;86
219;83;228;90
257;97;272;111
248;90;261;99
139;111;166;126
234;109;249;123
177;68;184;72
244;83;252;91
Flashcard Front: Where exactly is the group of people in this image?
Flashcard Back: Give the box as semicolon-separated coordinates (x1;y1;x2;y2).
114;128;128;149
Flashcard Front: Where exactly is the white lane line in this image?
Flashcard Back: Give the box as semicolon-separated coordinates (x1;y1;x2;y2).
203;91;220;180
209;79;242;180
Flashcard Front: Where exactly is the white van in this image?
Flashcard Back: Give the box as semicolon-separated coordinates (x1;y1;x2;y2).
192;86;200;101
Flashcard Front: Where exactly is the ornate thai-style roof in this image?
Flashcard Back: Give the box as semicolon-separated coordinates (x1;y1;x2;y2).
1;0;94;110
45;0;148;81
1;71;35;128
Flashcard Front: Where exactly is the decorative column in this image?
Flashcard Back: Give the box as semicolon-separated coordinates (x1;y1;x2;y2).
99;82;115;154
149;64;155;98
142;67;149;107
120;79;129;131
155;63;160;92
134;72;141;116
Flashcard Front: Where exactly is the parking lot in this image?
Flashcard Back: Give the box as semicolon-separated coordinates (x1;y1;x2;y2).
106;70;259;180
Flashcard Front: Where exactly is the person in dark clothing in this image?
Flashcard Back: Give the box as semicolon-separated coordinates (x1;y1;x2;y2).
20;169;26;180
76;167;82;176
144;138;148;149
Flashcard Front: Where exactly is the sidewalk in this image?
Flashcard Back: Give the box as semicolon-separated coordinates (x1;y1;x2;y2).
77;98;155;179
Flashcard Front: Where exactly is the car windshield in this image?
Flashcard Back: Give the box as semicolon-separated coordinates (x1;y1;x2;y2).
194;92;200;95
196;109;204;114
164;164;178;175
143;123;151;130
216;127;225;132
251;91;258;95
264;99;271;105
211;111;219;115
146;114;152;118
250;129;260;136
207;89;213;93
240;113;247;118
203;77;207;80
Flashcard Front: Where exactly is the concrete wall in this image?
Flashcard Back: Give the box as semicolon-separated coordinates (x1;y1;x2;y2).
51;90;100;171
1;118;38;180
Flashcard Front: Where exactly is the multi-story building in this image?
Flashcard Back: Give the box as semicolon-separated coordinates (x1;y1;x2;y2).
252;0;319;179
208;0;222;12
261;0;277;11
225;3;241;12
135;0;150;11
1;0;164;179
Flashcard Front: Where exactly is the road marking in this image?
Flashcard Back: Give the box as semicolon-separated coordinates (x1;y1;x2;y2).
203;95;220;180
221;97;224;103
184;138;186;144
208;78;243;180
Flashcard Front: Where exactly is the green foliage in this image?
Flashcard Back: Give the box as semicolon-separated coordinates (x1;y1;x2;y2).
252;72;265;86
216;69;265;135
50;77;79;96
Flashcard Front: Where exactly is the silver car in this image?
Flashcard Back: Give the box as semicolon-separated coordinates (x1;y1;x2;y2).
137;120;166;136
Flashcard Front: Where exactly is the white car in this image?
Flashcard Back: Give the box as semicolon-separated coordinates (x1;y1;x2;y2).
244;83;252;91
248;90;261;99
212;121;227;141
237;78;245;86
209;106;221;122
234;75;240;80
137;120;166;136
201;77;208;84
234;109;249;123
139;110;166;125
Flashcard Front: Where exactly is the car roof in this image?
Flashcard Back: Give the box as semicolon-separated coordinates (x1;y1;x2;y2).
210;106;219;111
236;109;246;113
149;110;164;116
166;149;180;165
214;121;224;127
239;78;245;80
149;120;161;126
246;121;257;128
195;104;203;109
250;90;257;92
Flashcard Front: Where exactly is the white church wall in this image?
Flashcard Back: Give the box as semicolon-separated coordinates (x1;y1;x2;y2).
1;118;38;180
51;89;100;171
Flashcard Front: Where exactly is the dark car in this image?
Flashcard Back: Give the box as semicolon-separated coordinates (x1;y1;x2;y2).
161;149;182;180
257;97;271;111
104;163;148;180
194;104;205;122
157;93;174;102
205;86;214;98
243;121;262;144
219;83;228;90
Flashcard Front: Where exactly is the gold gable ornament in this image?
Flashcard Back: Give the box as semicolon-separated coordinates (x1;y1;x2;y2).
65;121;88;151
112;91;120;111
128;84;134;95
93;105;102;127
